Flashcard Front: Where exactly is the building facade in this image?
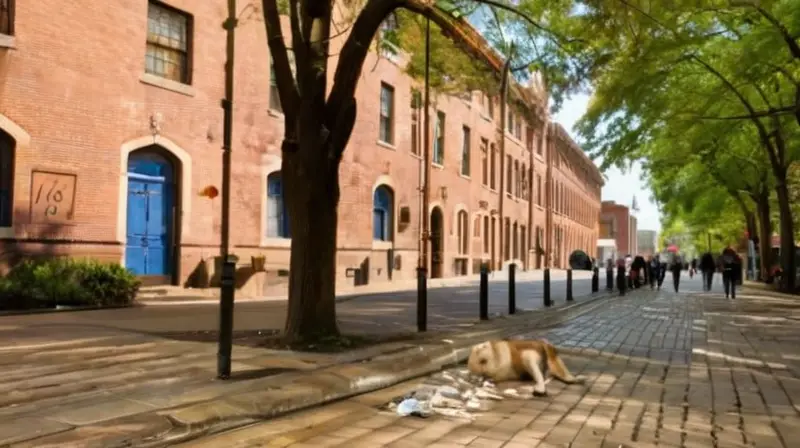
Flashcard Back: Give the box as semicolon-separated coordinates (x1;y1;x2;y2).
599;201;638;257
0;0;603;288
637;230;658;257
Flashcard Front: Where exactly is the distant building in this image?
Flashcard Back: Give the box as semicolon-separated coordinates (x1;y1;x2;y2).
598;201;638;257
637;230;658;257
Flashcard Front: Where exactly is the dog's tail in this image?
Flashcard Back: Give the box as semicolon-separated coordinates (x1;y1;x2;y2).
544;342;585;384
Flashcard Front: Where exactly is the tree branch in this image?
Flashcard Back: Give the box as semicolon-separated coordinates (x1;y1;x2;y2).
692;105;796;120
749;3;800;59
262;0;300;122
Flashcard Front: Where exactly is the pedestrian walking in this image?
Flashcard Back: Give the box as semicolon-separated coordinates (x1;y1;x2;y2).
616;256;627;296
648;255;660;289
690;258;697;278
657;256;668;290
671;253;683;292
721;246;738;299
700;251;715;291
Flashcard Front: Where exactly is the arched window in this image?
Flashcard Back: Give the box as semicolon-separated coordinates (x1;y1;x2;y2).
457;210;468;255
373;185;393;241
0;130;15;227
267;172;290;238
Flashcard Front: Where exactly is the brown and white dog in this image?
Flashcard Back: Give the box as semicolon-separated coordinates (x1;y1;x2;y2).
466;338;585;396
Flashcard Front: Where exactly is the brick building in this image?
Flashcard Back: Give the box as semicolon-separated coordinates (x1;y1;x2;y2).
0;0;603;288
599;201;638;257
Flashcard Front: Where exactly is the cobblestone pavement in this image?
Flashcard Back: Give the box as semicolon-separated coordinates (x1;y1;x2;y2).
183;275;800;448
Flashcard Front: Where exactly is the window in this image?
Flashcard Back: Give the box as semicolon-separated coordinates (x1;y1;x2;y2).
504;218;510;261
536;135;543;155
1;0;14;36
490;143;497;189
513;222;519;259
461;126;471;176
515;120;522;140
457;210;468;255
507;109;514;133
514;160;520;197
483;94;494;119
480;138;488;186
520;225;526;261
473;215;481;237
267;172;290;238
411;89;421;155
526;127;534;152
506;155;512;194
0;130;14;227
146;1;192;84
379;83;395;145
521;164;527;200
536;175;542;205
373;185;394;241
483;216;490;253
433;111;445;165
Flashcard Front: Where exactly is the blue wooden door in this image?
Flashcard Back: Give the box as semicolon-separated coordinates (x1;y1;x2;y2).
125;152;173;277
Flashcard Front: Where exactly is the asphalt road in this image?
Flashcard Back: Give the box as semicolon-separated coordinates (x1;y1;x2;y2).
2;273;596;342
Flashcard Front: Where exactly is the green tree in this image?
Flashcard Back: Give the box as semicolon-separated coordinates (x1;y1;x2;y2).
569;0;800;290
262;0;575;342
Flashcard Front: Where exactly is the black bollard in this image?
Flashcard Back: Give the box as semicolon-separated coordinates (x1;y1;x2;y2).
508;263;517;314
606;268;613;291
566;268;573;301
592;267;599;293
543;268;552;307
417;267;427;332
479;264;489;320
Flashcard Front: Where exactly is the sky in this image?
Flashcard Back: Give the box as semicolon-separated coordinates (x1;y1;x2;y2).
553;93;662;233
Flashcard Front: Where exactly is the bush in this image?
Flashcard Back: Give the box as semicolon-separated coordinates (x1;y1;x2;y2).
0;258;141;311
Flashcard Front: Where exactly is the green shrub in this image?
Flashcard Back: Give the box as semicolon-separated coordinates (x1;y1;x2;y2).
0;258;141;311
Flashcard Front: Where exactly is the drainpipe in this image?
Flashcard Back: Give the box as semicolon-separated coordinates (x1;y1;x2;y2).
544;124;553;268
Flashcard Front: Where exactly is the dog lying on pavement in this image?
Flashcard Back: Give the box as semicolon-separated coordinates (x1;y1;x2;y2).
466;338;586;397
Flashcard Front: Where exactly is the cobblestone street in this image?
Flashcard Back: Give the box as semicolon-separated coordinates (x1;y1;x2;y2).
184;276;800;448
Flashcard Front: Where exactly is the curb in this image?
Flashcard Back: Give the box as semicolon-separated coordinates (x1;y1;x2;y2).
103;288;630;447
0;303;141;317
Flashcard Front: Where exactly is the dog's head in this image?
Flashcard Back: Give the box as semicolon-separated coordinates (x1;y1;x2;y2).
466;341;494;376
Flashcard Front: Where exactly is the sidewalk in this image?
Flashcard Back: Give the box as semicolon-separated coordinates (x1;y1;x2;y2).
0;282;616;447
176;277;800;447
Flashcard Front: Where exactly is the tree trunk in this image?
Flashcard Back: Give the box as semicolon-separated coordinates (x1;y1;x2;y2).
282;138;341;342
775;179;797;291
755;195;773;282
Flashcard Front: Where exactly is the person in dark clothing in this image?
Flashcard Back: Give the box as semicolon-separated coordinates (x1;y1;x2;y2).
657;257;668;290
671;254;683;292
690;258;697;278
700;252;716;291
721;247;738;299
648;255;660;289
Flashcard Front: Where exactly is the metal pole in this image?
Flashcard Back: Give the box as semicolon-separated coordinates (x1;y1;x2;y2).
217;0;237;380
417;17;431;333
497;57;511;271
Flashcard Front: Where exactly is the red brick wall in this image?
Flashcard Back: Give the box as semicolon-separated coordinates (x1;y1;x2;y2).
0;0;603;285
600;201;631;256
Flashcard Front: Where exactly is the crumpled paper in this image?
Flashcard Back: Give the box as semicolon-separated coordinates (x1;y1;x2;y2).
382;368;524;421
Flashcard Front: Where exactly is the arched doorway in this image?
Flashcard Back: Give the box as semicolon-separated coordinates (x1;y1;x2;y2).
125;147;179;285
430;206;444;278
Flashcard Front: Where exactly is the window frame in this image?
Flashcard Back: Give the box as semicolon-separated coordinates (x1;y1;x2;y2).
145;0;194;85
379;82;395;145
266;172;290;239
0;130;15;228
0;0;14;36
372;185;394;242
460;125;471;176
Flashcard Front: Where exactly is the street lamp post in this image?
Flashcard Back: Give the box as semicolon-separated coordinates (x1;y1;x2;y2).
417;17;431;333
217;0;237;380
